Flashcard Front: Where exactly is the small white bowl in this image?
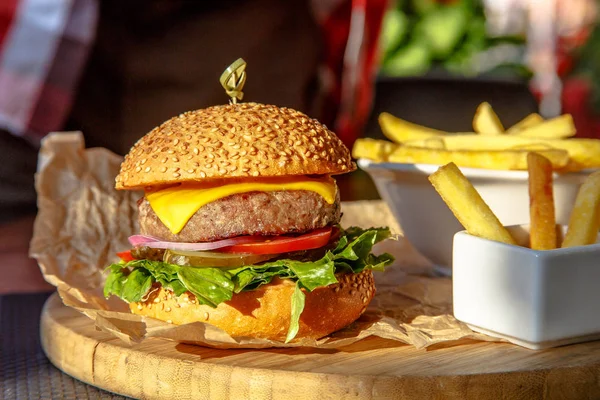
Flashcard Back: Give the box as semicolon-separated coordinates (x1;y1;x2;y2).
358;158;591;267
453;225;600;350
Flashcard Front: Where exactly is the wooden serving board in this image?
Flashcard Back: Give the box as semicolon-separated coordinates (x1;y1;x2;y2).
41;293;600;400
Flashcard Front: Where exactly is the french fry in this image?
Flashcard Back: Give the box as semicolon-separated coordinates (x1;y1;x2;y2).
508;143;556;151
473;102;504;135
352;138;398;161
404;137;446;149
561;171;600;247
388;146;569;170
405;134;600;171
506;113;544;134
408;138;556;152
379;112;448;142
512;114;576;139
428;163;516;245
527;153;557;250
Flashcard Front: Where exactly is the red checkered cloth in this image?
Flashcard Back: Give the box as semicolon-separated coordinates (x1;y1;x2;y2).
0;0;384;147
0;0;98;145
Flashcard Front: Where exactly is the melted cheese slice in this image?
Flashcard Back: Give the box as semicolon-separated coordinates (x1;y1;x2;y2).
146;176;337;234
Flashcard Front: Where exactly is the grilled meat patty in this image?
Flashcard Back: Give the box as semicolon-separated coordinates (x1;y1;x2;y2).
138;190;341;242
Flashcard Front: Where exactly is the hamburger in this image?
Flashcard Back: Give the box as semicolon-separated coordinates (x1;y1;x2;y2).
104;102;393;342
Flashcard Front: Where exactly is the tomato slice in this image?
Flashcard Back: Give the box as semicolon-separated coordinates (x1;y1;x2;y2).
220;227;333;255
117;250;135;262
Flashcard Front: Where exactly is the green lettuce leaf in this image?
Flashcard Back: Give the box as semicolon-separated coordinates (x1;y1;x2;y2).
103;226;394;341
177;267;234;307
121;268;153;302
286;283;306;343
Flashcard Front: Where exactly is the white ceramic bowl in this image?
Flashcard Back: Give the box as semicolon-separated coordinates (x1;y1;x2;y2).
453;225;600;350
358;158;590;267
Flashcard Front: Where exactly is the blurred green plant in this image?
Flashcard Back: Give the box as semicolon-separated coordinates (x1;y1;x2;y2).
379;0;531;78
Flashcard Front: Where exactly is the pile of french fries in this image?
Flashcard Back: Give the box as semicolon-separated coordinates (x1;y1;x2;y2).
353;102;600;172
429;155;600;250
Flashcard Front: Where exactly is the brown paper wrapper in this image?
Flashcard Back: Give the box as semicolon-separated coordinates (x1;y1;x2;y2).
30;132;498;349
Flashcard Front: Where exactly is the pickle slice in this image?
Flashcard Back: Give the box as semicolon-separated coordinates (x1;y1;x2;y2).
163;249;275;268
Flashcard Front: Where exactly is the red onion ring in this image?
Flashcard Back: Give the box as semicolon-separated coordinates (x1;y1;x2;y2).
128;234;264;251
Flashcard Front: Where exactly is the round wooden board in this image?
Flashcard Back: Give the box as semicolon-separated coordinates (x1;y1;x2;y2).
40;294;600;400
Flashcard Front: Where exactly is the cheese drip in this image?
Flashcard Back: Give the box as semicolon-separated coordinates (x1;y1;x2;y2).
145;176;337;234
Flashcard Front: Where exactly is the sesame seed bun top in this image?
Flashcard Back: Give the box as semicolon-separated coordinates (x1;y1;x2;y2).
115;102;356;190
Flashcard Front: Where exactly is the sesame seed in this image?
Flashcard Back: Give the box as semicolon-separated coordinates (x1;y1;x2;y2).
144;167;151;173
137;304;143;310
173;172;180;177
160;167;167;172
204;312;209;321
153;298;160;303
165;307;171;312
167;320;172;324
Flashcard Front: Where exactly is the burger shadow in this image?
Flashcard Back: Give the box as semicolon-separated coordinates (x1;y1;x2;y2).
174;336;407;360
174;343;338;359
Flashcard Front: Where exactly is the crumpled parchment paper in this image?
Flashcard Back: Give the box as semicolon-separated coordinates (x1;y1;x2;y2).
30;132;498;349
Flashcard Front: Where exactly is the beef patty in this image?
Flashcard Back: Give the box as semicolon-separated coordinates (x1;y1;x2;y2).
138;190;341;242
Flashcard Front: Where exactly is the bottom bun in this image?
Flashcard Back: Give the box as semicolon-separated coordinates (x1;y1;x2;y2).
130;269;375;341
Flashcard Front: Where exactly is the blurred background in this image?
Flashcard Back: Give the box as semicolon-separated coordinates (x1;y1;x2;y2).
370;0;599;138
1;0;599;291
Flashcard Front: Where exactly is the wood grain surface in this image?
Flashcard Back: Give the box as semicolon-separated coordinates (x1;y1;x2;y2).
41;293;600;400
